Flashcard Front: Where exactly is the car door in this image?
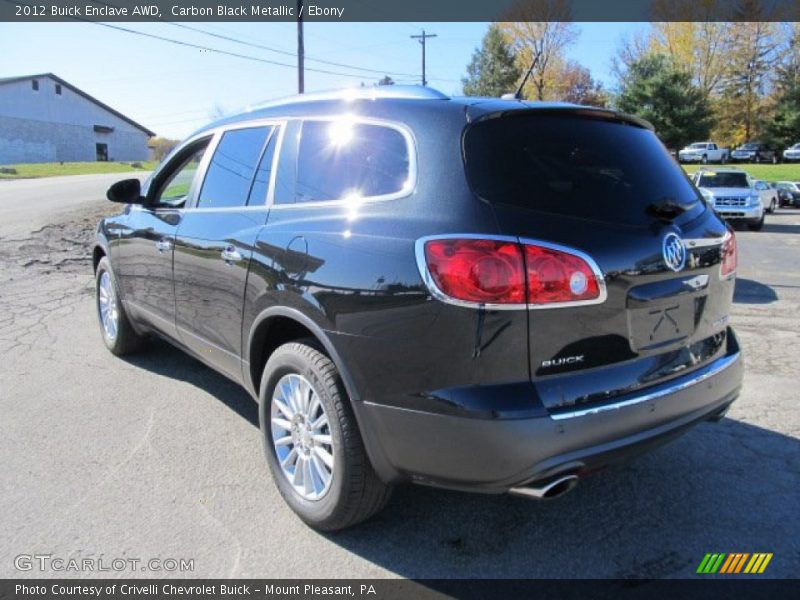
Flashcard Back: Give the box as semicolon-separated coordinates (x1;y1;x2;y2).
115;139;211;336
173;123;280;381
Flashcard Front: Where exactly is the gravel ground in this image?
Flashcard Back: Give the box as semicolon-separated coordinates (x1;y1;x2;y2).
0;178;797;579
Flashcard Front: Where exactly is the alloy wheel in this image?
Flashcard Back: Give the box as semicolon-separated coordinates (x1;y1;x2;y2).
271;373;334;501
98;271;119;341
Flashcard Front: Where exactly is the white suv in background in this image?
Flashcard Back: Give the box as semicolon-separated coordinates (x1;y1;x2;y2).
753;180;779;214
693;168;764;230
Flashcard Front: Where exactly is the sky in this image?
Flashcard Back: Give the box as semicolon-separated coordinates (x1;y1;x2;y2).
0;21;646;139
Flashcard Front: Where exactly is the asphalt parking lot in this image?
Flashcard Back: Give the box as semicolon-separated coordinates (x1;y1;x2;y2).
0;175;798;579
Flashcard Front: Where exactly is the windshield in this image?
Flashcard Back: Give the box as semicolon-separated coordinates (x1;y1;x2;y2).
697;172;749;188
463;113;704;227
689;143;708;149
792;144;800;150
739;143;758;150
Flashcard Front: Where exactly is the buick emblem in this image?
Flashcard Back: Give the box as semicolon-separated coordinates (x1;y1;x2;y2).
662;233;686;272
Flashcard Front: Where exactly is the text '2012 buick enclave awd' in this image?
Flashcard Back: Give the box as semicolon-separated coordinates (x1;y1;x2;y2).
94;87;743;530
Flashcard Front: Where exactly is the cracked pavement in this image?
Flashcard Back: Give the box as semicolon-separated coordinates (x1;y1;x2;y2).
0;174;798;579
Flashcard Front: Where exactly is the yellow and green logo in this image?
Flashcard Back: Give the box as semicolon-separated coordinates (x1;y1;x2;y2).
696;553;773;574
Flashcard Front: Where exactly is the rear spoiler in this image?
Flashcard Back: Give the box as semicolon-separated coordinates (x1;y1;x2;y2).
467;105;655;131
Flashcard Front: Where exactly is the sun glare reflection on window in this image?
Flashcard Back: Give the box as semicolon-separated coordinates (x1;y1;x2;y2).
328;118;355;148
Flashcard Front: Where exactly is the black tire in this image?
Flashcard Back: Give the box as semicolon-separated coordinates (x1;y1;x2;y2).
259;340;392;531
769;198;777;213
95;257;147;355
748;214;765;231
702;154;708;164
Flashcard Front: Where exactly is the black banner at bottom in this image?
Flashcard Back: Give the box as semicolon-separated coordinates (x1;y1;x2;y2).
1;579;798;600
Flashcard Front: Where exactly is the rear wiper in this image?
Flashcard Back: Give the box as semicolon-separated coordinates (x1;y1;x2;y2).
646;197;696;221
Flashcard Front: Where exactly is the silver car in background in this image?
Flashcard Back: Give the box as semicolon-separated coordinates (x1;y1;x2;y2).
753;180;779;213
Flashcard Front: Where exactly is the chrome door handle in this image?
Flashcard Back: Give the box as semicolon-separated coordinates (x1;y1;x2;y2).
221;246;243;263
155;238;172;253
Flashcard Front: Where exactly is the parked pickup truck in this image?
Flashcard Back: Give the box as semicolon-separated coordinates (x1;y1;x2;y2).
679;142;729;164
782;143;800;162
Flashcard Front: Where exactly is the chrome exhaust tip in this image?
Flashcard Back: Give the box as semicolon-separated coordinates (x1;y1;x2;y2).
509;474;579;500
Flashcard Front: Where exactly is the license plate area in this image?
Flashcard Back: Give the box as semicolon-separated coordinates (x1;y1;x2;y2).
628;301;696;352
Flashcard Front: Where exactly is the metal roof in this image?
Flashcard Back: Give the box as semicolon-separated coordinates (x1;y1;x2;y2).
247;85;449;111
0;73;155;137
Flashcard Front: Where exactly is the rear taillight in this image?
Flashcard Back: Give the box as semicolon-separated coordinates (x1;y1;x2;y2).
720;230;737;278
423;238;526;305
524;244;600;305
418;236;603;308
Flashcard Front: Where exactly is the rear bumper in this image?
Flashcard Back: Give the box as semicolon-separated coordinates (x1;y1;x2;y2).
359;333;743;492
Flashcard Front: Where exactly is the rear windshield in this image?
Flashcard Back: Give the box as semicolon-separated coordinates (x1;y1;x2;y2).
463;113;704;226
697;172;749;188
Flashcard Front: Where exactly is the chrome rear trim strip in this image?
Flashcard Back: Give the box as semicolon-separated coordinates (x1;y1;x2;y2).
549;351;740;421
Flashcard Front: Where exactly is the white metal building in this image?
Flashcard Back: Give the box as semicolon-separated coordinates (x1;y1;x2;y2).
0;73;155;164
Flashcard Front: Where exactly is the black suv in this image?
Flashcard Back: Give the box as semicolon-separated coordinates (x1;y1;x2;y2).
94;87;743;530
730;142;779;164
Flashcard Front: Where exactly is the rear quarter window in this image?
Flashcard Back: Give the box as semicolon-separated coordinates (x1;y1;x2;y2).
463;113;705;227
291;120;412;203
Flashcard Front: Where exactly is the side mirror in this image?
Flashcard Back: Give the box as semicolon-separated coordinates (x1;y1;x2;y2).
106;178;144;204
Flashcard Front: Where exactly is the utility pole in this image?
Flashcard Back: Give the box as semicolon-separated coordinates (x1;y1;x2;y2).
297;0;304;93
410;29;437;86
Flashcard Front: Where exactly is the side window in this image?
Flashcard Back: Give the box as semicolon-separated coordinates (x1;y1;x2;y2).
197;126;271;209
247;126;279;205
154;143;209;208
291;120;411;203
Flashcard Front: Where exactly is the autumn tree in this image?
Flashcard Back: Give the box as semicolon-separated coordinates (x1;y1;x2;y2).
648;22;732;97
462;24;521;97
500;0;578;100
555;61;608;106
702;21;778;145
149;137;180;162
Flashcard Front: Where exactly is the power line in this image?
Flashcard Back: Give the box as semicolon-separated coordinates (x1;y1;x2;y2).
166;23;421;79
84;0;419;79
85;21;380;80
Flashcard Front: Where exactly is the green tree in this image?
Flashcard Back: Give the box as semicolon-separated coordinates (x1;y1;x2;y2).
616;54;713;150
462;25;521;97
763;28;800;149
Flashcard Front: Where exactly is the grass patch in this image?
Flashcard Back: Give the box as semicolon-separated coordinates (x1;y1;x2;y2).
0;161;157;179
682;163;800;182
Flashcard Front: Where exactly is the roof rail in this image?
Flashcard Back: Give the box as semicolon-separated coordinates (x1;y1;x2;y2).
247;85;449;111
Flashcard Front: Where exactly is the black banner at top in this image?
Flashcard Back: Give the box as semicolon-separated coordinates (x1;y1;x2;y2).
1;0;799;22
